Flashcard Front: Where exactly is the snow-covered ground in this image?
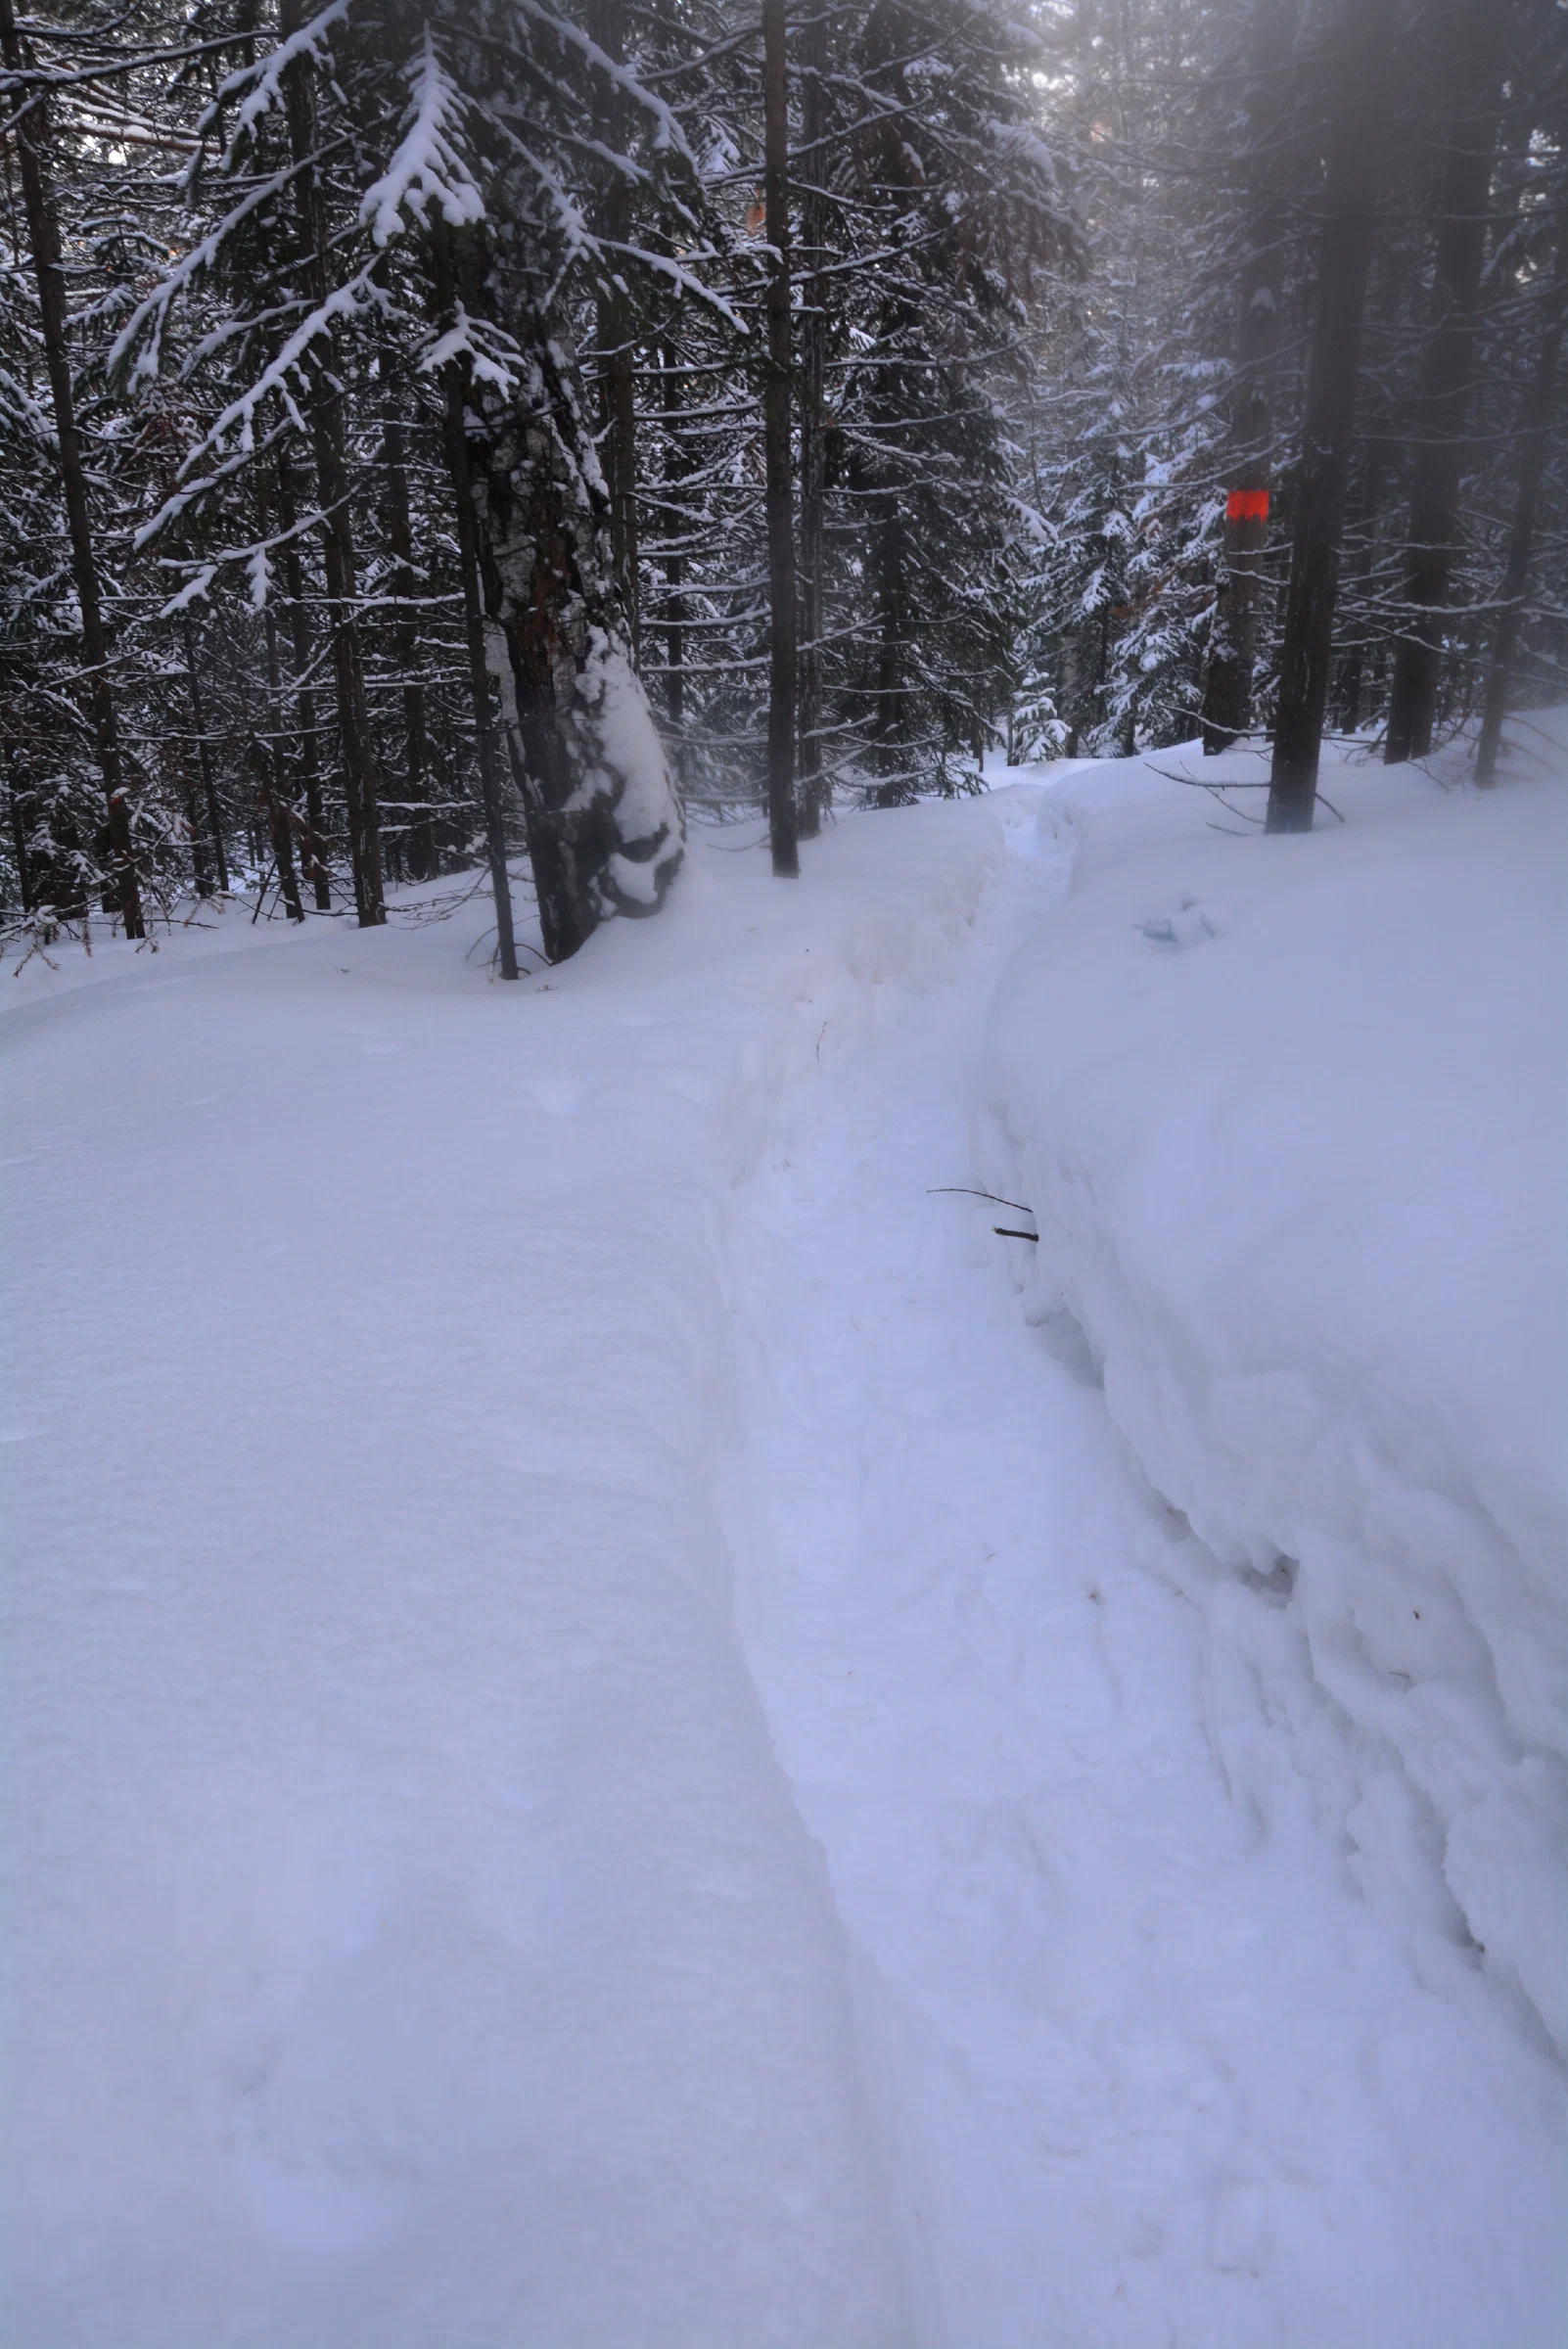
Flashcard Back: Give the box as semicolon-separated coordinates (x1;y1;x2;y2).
3;732;1564;2345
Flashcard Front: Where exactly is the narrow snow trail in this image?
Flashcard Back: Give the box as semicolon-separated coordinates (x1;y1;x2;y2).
727;795;1564;2349
5;788;1560;2344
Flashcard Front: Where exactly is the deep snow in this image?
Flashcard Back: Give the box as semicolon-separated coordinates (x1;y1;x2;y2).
2;735;1564;2346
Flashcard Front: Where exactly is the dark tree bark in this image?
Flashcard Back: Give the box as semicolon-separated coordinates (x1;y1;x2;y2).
795;1;828;837
762;0;800;878
871;501;907;797
1385;0;1503;765
1332;441;1386;732
279;0;385;925
588;0;640;659
1476;210;1567;786
658;339;689;762
382;416;437;882
1268;0;1391;832
0;0;143;936
272;454;332;909
856;9;926;808
431;229;683;963
5;753;33;914
258;594;305;922
431;232;520;983
255;764;305;923
1202;0;1291;753
179;765;213;898
179;609;229;895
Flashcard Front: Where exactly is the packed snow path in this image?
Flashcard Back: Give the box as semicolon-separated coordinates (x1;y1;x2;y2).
3;762;1563;2346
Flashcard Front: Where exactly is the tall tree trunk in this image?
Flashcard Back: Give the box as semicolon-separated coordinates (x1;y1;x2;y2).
382;415;436;881
1332;442;1385;732
1268;0;1390;832
178;758;213;900
762;0;800;878
433;242;682;964
658;339;689;763
1385;0;1502;764
795;2;828;837
437;414;521;975
858;7;926;808
871;498;906;800
588;1;640;659
279;0;385;926
0;0;144;936
430;256;521;983
1202;0;1291;753
272;454;332;908
259;597;305;922
5;753;33;914
1476;210;1567;787
180;609;229;894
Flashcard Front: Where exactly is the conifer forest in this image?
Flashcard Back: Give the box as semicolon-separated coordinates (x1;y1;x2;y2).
2;0;1563;955
4;8;1567;2343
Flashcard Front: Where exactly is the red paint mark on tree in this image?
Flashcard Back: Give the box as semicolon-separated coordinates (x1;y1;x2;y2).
1226;488;1270;523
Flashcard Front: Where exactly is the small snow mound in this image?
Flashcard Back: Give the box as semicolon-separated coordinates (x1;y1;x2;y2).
1135;896;1228;948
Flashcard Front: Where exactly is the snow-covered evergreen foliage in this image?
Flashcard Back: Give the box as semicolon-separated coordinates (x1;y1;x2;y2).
1;0;1564;935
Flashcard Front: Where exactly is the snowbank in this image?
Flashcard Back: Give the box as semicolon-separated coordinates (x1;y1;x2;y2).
0;804;1001;2346
980;734;1568;2057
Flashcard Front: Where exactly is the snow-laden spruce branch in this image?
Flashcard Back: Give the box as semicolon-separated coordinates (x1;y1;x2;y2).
197;0;349;157
473;99;745;334
131;265;395;551
106;161;302;384
0;26;267;139
595;241;746;334
419;302;524;399
180;260;395;476
147;490;337;612
359;29;484;247
510;0;693;163
174;290;313;379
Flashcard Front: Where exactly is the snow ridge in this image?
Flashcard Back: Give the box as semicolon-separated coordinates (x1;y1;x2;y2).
980;742;1568;2063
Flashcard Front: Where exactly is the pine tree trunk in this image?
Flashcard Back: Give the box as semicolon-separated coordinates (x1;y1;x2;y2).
279;0;384;926
588;0;640;660
762;0;800;878
658;341;689;761
179;611;227;895
6;754;33;914
431;226;683;964
429;251;520;984
795;2;828;838
1332;441;1384;732
382;416;436;881
1268;0;1390;832
871;499;906;801
1201;0;1291;753
259;597;305;921
272;454;331;908
1;0;144;937
1476;211;1567;787
1385;0;1501;765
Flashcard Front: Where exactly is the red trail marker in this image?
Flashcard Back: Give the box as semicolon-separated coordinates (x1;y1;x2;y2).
1226;488;1270;523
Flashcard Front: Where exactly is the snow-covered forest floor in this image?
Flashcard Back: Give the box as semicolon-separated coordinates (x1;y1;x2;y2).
3;732;1565;2346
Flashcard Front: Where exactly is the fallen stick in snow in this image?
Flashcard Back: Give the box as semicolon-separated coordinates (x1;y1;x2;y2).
929;1184;1036;1217
928;1186;1040;1244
